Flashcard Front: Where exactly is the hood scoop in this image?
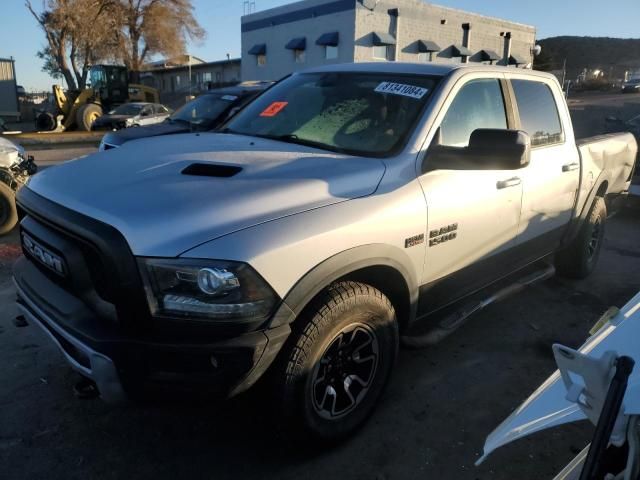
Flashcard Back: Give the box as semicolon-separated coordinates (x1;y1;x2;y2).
182;163;242;178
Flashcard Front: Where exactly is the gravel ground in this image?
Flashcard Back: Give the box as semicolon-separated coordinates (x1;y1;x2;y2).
1;202;639;479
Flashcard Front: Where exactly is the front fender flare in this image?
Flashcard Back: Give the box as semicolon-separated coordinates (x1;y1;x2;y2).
268;243;419;328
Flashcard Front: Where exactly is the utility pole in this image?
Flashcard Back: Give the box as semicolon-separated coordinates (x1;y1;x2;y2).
188;54;192;98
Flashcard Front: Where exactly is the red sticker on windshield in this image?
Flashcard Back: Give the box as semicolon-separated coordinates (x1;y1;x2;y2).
260;101;288;117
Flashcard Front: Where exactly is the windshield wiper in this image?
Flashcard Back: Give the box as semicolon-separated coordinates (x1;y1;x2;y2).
255;133;349;153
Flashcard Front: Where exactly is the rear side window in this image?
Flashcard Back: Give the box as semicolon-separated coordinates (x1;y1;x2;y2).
439;79;507;147
511;80;564;147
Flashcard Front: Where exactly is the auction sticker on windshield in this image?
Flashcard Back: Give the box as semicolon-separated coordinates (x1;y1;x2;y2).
374;82;428;99
260;101;289;117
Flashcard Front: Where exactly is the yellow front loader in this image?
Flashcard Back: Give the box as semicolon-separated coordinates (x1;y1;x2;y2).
36;65;159;132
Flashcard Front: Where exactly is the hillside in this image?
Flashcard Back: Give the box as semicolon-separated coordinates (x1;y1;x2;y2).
536;36;640;79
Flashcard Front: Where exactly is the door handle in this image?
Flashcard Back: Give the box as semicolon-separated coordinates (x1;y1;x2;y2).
496;177;522;189
562;162;580;172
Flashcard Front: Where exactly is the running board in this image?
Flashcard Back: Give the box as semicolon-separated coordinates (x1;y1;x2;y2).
401;264;556;348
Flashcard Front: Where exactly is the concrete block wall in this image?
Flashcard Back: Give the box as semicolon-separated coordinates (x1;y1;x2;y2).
241;0;536;81
241;0;357;81
354;0;535;66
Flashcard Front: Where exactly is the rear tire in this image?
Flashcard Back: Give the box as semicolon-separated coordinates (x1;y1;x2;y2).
0;183;18;235
556;196;606;279
76;103;102;131
272;281;398;441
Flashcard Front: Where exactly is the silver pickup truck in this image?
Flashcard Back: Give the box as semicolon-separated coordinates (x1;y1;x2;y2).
12;63;636;441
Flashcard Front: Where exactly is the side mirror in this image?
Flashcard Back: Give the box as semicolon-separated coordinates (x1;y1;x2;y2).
467;129;531;170
423;128;530;172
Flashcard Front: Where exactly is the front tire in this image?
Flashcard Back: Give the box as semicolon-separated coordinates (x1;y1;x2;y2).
273;281;398;441
556;196;606;279
0;182;18;235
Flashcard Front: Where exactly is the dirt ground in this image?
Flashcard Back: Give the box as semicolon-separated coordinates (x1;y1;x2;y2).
1;198;639;479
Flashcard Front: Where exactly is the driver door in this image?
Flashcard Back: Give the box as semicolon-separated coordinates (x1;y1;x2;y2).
417;76;524;313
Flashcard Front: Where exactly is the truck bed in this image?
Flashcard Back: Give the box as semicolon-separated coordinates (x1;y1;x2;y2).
576;132;637;211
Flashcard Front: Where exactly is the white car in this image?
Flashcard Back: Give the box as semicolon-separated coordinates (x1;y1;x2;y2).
91;102;171;131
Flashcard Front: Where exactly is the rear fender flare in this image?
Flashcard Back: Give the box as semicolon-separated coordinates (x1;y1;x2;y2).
562;170;610;247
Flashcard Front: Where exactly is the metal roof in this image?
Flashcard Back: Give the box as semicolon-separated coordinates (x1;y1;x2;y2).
417;40;441;53
316;31;339;46
509;54;529;65
248;44;267;55
372;32;396;46
451;44;473;57
478;49;502;61
285;37;307;50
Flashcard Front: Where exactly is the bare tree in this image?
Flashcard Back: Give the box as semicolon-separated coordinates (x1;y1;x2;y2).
27;0;205;89
26;0;118;89
114;0;205;79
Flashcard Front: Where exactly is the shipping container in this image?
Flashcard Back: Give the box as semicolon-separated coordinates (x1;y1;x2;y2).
0;58;20;121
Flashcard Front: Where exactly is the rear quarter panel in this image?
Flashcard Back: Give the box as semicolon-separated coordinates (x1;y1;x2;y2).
576;132;637;213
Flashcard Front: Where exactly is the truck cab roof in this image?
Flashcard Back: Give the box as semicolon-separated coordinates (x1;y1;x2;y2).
303;61;558;82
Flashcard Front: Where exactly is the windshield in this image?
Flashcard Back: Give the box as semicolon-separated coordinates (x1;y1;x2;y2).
170;94;239;127
111;104;144;115
626;79;640;85
224;72;439;157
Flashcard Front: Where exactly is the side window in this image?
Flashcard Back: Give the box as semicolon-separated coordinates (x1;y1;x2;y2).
439;79;507;147
511;79;563;147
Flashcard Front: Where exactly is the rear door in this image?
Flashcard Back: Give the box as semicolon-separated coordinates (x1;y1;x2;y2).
507;76;580;258
418;75;524;313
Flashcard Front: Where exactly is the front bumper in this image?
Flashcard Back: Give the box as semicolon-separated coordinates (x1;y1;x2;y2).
14;256;291;402
15;279;127;403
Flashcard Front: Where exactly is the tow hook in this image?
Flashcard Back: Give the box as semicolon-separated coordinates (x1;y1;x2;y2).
13;315;28;327
73;377;100;399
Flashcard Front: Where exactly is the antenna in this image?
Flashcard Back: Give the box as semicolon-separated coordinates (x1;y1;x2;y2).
243;1;256;15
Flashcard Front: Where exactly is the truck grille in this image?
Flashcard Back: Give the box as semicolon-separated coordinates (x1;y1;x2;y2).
16;187;150;327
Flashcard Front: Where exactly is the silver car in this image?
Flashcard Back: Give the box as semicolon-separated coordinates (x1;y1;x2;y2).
91;102;170;131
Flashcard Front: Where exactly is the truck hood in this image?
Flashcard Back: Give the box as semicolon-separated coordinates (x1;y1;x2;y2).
26;133;386;256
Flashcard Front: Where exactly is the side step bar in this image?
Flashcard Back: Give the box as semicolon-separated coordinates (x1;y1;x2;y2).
401;264;556;348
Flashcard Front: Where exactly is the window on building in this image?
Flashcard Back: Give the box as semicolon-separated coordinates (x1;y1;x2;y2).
438;79;507;147
372;45;390;60
325;46;338;60
216;72;222;83
294;49;306;63
203;72;212;83
417;52;429;62
257;54;267;66
511;79;564;147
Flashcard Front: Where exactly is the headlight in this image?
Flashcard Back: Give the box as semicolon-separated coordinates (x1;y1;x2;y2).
139;258;277;323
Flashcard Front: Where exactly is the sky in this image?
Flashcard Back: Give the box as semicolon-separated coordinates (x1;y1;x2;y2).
2;0;639;91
